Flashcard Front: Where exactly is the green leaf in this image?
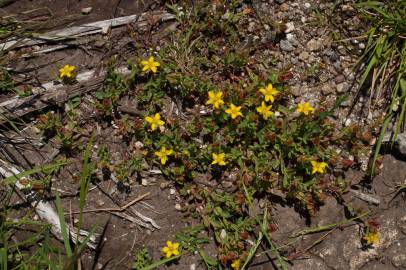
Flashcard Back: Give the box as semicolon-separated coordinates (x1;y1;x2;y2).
3;161;69;185
55;193;72;258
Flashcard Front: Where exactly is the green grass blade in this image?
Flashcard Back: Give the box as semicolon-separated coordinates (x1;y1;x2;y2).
371;112;393;176
241;232;263;270
2;161;69;185
55;193;73;258
139;254;181;270
0;247;7;270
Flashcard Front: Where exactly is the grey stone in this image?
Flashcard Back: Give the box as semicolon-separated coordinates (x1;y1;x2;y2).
397;133;406;155
290;85;304;97
280;3;289;11
324;49;339;61
290;57;299;64
335;75;345;84
307;38;323;51
333;61;342;72
322;83;336;95
299;51;310;61
336;82;349;93
285;22;295;33
286;33;299;46
248;21;256;33
280;39;295;51
341;100;351;107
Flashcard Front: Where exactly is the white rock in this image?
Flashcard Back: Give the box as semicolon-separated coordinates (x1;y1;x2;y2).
220;229;227;239
175;203;182;210
285;22;295;33
299;51;310;61
141;179;148;186
169;188;176;195
134;141;144;149
307;38;323;51
190;264;196;270
81;7;93;14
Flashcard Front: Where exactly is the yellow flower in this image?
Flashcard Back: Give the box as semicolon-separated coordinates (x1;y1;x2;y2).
59;64;75;79
259;83;279;103
140;56;160;73
311;160;328;174
145;113;165;131
363;231;380;246
155;146;174;165
162;240;180;258
211;153;226;166
231;259;241;270
296;102;315;116
225;103;243;119
206;90;225;109
256;101;274;120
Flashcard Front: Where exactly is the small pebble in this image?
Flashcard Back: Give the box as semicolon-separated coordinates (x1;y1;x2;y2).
280;39;295;52
220;229;227;239
307;38;323;51
280;3;289;12
81;7;93;14
134;141;144;149
299;51;310;61
285;22;295;33
335;75;345;84
96;199;105;206
175;203;182;210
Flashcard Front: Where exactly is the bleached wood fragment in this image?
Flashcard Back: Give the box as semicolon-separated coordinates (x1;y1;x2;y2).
0;66;131;123
0;12;175;51
349;189;381;205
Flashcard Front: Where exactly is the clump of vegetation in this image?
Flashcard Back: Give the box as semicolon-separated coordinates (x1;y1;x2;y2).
1;1;387;269
355;0;406;175
133;248;153;269
114;2;375;267
0;68;14;93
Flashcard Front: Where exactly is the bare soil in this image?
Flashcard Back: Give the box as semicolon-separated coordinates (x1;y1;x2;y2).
1;1;405;270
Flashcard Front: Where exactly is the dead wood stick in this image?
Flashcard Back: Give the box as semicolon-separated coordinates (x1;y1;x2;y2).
0;159;98;249
0;11;175;51
349;189;381;205
0;66;131;125
69;192;150;214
